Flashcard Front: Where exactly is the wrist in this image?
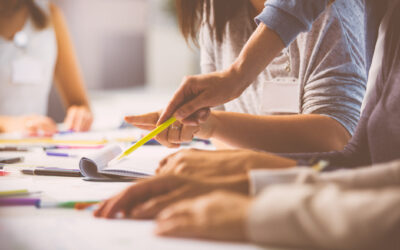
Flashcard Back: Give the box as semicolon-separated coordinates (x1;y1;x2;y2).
223;65;252;96
198;111;218;139
211;174;250;195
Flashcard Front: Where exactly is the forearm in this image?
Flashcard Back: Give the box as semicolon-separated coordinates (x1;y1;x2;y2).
247;184;400;250
226;23;285;94
51;4;91;110
208;111;350;153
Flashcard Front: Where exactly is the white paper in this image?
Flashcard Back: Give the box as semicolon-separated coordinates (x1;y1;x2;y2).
79;145;178;179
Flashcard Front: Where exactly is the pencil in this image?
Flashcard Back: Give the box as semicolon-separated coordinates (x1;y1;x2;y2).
111;117;177;163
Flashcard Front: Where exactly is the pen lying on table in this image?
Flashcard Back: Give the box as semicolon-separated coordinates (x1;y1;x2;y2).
21;167;82;177
0;198;100;210
46;152;79;158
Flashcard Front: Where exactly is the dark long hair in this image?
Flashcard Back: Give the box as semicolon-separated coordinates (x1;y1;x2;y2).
0;0;49;29
175;0;247;45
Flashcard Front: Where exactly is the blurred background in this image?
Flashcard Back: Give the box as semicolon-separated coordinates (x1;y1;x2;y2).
48;0;200;124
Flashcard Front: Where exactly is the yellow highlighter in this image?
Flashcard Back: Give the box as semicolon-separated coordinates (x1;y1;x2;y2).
112;117;177;163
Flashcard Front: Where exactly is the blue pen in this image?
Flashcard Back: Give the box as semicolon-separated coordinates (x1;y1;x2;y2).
57;130;75;135
46;152;78;158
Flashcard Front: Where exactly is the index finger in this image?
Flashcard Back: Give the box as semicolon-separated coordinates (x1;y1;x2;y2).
97;176;184;218
125;112;160;126
158;86;188;125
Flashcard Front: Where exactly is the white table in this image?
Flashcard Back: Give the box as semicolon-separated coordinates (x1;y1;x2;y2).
0;145;286;250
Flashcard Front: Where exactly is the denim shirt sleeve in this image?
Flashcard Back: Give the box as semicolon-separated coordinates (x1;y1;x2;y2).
255;0;329;46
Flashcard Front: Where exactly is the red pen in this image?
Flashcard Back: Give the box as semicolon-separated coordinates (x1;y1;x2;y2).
0;171;10;176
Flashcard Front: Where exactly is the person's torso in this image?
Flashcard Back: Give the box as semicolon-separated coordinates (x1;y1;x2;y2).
364;0;400;165
0;0;57;116
203;0;365;117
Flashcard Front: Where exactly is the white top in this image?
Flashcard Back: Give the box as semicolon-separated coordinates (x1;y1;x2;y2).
0;0;57;116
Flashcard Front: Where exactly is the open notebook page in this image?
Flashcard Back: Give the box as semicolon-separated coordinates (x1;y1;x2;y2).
79;144;178;179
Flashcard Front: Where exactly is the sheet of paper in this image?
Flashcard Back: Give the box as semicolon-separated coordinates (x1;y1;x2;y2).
103;146;178;176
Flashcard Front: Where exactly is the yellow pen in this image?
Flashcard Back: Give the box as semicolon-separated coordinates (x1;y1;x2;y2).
311;160;329;172
111;117;177;163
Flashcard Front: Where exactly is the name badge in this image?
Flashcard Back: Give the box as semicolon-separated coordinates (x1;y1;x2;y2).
260;78;300;114
12;56;45;85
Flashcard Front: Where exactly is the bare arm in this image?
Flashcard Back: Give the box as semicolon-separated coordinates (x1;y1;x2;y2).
207;111;350;153
159;23;285;124
50;4;93;131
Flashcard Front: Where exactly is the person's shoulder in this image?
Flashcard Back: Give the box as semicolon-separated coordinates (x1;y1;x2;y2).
48;2;62;18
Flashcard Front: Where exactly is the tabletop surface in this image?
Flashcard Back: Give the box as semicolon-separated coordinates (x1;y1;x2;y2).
0;142;287;250
0;89;289;250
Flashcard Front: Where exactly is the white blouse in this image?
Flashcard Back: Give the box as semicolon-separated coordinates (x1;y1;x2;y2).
0;0;57;116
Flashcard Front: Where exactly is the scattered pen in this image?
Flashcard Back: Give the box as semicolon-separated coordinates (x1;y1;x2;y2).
38;201;100;209
0;147;28;152
0;189;41;197
0;198;40;207
0;171;10;176
21;167;82;177
46;152;79;158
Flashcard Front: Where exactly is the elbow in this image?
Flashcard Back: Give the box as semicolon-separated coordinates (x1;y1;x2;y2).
313;117;351;152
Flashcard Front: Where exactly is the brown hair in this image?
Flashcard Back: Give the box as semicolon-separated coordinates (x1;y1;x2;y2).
175;0;247;45
0;0;48;29
25;0;49;29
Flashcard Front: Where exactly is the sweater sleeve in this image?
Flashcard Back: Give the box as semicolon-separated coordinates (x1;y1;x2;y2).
247;184;400;250
255;0;329;46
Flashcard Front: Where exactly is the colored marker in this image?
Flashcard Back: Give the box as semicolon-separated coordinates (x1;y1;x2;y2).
0;171;10;176
0;189;29;197
38;200;100;209
54;145;104;150
0;198;40;206
312;160;329;172
46;152;78;158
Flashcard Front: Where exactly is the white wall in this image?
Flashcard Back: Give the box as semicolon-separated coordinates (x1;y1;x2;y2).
145;0;199;91
53;0;199;90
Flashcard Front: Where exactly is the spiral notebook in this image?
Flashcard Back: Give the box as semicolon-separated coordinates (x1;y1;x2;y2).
79;144;176;180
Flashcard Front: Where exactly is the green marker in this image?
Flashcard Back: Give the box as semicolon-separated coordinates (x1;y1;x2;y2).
38;200;100;209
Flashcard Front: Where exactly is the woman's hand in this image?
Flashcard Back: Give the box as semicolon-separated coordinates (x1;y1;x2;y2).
0;115;57;136
157;148;297;177
125;111;216;148
64;105;93;132
158;24;285;126
156;191;251;242
94;174;249;219
158;70;249;126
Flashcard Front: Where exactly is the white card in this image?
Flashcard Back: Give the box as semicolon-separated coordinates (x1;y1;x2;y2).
261;78;300;114
12;56;45;85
